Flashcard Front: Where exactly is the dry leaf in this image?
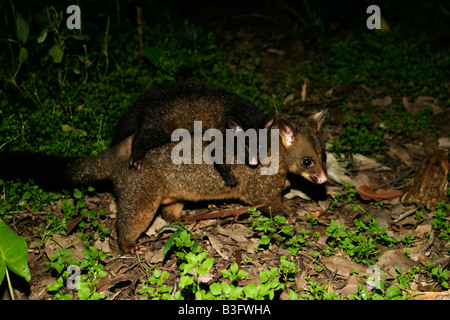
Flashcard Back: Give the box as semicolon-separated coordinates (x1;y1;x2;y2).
266;48;285;56
301;79;308;102
283;93;295;105
355;185;403;201
371;95;392;108
386;144;412;165
438;137;450;149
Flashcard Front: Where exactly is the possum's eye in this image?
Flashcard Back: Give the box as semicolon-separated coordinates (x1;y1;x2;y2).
302;157;313;168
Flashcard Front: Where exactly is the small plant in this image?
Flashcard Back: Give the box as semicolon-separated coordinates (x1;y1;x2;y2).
348;282;407;300
138;269;173;300
285;228;311;255
382;104;438;137
297;276;343;300
248;210;295;251
209;263;247;300
243;267;283;300
426;262;450;290
46;245;109;300
394;266;420;290
159;223;201;259
334;183;359;204
278;256;300;284
400;234;415;247
431;201;450;242
326;215;397;266
331;112;383;156
221;262;248;283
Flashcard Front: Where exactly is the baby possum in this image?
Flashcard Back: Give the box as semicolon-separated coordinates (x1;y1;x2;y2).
111;82;275;187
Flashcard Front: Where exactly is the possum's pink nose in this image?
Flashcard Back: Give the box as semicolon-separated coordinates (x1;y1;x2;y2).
317;173;327;184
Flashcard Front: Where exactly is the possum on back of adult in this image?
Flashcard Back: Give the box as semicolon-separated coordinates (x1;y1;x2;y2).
111;82;275;187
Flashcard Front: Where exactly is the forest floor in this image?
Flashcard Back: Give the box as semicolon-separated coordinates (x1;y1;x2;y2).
1;2;449;300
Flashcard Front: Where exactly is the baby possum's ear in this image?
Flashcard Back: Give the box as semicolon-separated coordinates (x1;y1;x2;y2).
262;111;276;129
228;116;244;132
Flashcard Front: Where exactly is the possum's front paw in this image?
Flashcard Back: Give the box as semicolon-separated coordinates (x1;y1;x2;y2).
129;157;143;170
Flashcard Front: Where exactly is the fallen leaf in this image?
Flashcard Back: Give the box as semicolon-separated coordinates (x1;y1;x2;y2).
438;137;450;149
214;224;254;243
377;249;419;279
205;232;233;260
403;96;441;115
145;216;169;236
45;234;84;263
266;48;285;56
321;256;368;277
311;211;324;218
301;79;308;102
371;95;392;108
386;143;412;165
283;93;295;105
355;185;403;201
284;188;311;200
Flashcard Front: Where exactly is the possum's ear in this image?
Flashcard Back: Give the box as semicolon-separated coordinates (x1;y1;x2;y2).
228;116;244;132
310;109;327;131
279;118;295;147
263;111;276;129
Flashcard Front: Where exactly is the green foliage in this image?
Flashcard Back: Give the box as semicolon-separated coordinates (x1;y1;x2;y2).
320;31;450;97
46;245;110;300
348;283;407;300
0;179;61;217
431;201;450;242
138;268;173;300
381;104;439;137
326;213;397;266
0;218;31;300
248;209;297;251
331;112;383;156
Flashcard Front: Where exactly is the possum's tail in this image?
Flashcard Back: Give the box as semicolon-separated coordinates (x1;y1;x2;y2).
0;151;113;188
0;136;132;188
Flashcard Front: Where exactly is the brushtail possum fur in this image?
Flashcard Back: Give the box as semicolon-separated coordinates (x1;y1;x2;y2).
0;112;326;254
111;82;275;187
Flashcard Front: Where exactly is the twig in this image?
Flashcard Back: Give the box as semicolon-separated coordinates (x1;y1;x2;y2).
391;207;418;223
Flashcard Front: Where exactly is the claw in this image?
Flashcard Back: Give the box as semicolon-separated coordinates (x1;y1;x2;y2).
131;244;146;255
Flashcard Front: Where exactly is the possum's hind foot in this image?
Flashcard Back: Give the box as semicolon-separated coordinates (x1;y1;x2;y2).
130;244;146;255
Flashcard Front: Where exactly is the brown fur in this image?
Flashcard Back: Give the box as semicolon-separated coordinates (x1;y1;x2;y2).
67;130;287;253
